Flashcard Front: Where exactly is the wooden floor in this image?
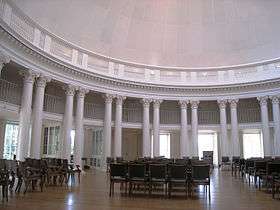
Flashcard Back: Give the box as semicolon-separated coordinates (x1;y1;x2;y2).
0;169;279;210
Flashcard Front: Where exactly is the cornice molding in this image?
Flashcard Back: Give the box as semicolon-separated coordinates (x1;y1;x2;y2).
1;24;280;100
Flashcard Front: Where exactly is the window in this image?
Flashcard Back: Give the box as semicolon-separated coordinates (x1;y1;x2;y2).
42;126;60;156
70;130;75;155
243;131;264;159
92;129;103;156
3;123;19;160
159;133;170;158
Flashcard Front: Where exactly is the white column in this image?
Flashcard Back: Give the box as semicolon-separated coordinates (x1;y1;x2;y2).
17;70;36;161
61;85;75;160
258;96;271;156
114;95;126;157
229;99;239;157
141;99;152;157
103;94;114;159
0;52;10;76
152;99;162;157
190;100;199;157
270;96;280;156
179;100;189;157
218;99;229;157
30;76;50;159
74;88;88;167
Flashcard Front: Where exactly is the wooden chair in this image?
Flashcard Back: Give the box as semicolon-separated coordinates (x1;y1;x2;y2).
191;164;211;199
109;163;128;196
128;164;148;196
148;164;167;196
168;164;187;198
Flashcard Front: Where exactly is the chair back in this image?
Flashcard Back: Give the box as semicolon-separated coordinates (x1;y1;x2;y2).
169;164;186;180
232;156;240;163
149;164;166;179
192;165;210;180
116;157;124;163
110;163;127;178
267;162;280;175
175;158;187;165
128;164;146;179
254;161;267;172
222;156;230;163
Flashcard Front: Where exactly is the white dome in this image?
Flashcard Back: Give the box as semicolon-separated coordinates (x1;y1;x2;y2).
12;0;280;68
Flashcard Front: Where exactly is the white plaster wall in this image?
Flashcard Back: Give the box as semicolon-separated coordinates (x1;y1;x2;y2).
12;0;280;67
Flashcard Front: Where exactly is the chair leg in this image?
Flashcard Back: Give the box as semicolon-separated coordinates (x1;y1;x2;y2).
24;180;30;194
208;183;211;200
168;183;172;198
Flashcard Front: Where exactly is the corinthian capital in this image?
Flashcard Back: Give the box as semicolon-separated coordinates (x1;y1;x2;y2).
178;100;189;109
141;98;152;108
63;85;76;96
115;95;126;105
270;95;280;104
36;75;51;88
153;99;163;108
217;99;227;109
19;70;38;84
77;87;89;98
190;100;199;109
228;99;239;109
103;93;115;104
257;96;268;106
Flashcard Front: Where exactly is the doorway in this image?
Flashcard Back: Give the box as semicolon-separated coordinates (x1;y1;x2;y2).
198;131;218;166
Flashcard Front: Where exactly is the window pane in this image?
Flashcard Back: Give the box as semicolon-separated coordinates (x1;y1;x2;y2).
243;132;263;159
3;123;19;160
70;130;75;155
159;134;170;158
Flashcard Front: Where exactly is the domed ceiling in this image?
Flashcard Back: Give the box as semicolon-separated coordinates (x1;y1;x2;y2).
13;0;280;68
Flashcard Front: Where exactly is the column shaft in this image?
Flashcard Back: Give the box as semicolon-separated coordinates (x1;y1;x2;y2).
114;96;125;157
271;96;280;156
104;94;113;159
191;101;199;157
61;86;75;160
229;99;239;157
153;100;162;157
17;71;36;161
218;99;229;157
74;89;87;167
258;96;271;156
30;76;49;159
142;99;151;157
179;100;189;157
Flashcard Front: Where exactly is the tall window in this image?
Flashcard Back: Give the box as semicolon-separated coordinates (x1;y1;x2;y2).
42;126;60;156
70;130;75;155
3;123;19;159
243;131;264;159
159;133;171;158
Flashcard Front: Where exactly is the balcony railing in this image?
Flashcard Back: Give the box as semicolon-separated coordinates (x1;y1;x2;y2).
0;79;21;105
84;103;104;120
43;94;64;114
